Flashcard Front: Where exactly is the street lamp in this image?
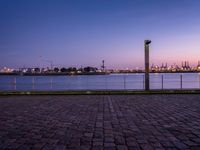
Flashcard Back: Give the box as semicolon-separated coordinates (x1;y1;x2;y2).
144;40;151;90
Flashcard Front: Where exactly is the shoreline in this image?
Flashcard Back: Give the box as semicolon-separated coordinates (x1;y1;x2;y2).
0;72;110;76
0;71;200;76
1;89;200;95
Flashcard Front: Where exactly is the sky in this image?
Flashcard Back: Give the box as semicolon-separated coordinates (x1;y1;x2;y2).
1;0;200;69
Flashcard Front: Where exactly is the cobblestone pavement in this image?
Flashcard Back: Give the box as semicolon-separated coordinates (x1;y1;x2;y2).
0;95;200;150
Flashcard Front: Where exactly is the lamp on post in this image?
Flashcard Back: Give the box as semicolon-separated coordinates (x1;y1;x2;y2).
144;40;151;90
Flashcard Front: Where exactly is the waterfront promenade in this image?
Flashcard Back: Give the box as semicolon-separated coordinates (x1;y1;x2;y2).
0;95;200;150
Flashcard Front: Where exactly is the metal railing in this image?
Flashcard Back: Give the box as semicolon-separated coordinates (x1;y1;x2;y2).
0;73;200;91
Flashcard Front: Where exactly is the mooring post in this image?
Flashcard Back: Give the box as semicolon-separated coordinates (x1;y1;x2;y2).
144;40;151;91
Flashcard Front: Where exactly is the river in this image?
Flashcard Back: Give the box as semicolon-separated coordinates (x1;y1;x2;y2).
0;73;200;91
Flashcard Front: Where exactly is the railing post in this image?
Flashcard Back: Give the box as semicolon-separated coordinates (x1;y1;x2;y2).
105;76;107;90
86;76;88;90
199;74;200;88
180;74;183;89
143;74;145;90
161;75;164;90
32;77;35;90
13;77;16;90
123;75;126;90
50;77;53;89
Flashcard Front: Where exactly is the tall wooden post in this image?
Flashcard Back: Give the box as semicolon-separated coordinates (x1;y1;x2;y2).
144;40;151;90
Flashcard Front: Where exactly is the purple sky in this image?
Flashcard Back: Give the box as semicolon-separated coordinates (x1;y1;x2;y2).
1;0;200;69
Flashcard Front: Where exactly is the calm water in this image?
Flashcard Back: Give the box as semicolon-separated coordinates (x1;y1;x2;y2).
0;73;200;91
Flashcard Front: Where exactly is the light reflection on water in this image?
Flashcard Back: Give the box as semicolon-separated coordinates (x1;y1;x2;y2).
0;73;199;91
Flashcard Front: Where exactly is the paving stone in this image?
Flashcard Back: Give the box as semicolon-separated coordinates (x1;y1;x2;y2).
54;145;66;150
93;142;103;146
18;144;34;150
33;143;46;149
173;142;189;149
91;146;103;150
160;141;174;147
183;140;199;147
192;138;200;143
84;132;93;138
116;145;128;150
128;147;141;150
154;148;165;150
104;142;115;147
140;144;154;150
93;138;103;142
80;145;91;150
104;137;114;142
114;136;125;145
190;146;200;150
0;95;200;150
104;147;116;150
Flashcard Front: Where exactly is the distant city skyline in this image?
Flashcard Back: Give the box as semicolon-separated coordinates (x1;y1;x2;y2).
1;0;200;69
1;60;200;71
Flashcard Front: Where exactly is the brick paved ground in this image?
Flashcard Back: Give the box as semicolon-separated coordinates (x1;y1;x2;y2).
0;95;200;150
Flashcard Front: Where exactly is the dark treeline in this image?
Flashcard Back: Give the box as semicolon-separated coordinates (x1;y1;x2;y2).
26;66;99;73
1;66;109;76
